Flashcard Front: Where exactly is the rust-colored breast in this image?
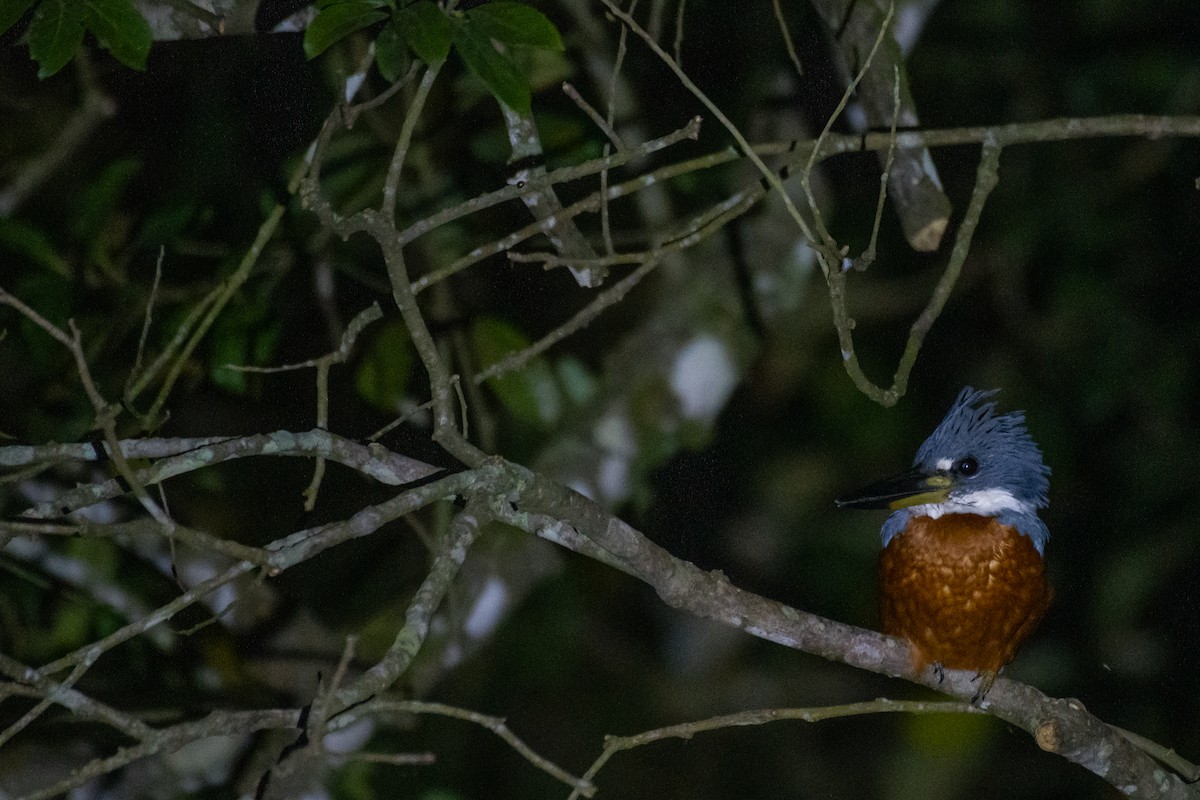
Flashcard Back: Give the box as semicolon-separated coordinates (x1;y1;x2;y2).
879;514;1052;673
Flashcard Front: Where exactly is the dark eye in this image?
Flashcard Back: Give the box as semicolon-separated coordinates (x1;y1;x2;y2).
956;457;979;476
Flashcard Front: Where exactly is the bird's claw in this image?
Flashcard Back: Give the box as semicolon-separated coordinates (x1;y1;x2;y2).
970;670;998;705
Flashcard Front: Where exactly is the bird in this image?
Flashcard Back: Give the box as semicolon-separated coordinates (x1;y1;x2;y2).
837;387;1053;702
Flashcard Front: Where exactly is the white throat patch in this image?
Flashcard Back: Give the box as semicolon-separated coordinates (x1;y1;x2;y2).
908;488;1032;519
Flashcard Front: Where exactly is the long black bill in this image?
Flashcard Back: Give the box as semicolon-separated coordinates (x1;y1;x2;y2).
835;466;952;510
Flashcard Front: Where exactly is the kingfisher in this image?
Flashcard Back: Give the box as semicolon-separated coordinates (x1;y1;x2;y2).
837;387;1053;701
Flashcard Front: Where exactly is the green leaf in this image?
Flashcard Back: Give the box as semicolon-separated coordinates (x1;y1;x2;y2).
209;300;280;395
554;356;597;406
27;0;85;78
0;219;71;277
316;0;382;9
304;1;388;59
395;0;452;65
0;0;37;37
132;200;197;251
453;19;530;113
13;272;72;375
72;156;141;243
81;0;150;69
354;321;414;412
373;18;408;81
49;603;94;653
465;2;562;50
470;316;561;428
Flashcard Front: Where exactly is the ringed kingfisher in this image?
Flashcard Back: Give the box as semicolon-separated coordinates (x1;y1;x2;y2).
837;387;1053;701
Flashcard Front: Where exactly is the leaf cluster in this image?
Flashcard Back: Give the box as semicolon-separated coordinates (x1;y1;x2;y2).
304;0;563;112
1;0;151;76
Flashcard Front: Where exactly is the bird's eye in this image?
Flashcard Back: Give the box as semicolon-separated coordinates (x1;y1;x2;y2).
956;457;979;476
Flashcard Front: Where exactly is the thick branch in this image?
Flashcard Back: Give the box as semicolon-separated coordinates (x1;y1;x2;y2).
12;430;441;520
808;0;952;252
333;497;489;706
499;103;605;288
507;469;1194;799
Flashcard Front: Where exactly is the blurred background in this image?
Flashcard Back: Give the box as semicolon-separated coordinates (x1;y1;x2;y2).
1;0;1199;797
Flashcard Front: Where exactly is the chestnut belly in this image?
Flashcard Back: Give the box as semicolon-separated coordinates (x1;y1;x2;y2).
879;513;1052;673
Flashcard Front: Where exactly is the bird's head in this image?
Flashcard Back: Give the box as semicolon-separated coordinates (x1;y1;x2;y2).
837;388;1051;551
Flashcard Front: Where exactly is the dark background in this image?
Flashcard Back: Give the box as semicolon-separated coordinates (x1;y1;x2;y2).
1;0;1199;797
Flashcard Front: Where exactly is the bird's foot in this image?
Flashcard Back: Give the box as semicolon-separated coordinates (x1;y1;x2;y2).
932;662;946;685
970;670;998;705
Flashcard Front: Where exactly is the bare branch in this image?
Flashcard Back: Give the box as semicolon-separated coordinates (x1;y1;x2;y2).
500;102;605;287
332;497;489;706
397;117;701;250
808;0;952;252
573;700;980;799
562;82;626;151
800;0;896;258
598;0;830;271
220;302;384;509
13;430;440;520
0;56;116;216
853;64;904;272
225;303;381;373
478;257;660;383
367;699;595;796
825;141;1002;405
382;66;442;221
500;467;1194;799
12;709;297;800
772;0;804;77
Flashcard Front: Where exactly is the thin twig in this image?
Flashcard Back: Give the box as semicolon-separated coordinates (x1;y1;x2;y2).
12;709;298;800
597;0;829;271
350;751;437;765
771;0;803;76
0;289;185;545
304;360;331;510
1110;722;1200;782
143;203;289;423
225;303;382;373
607;0;633;131
753;114;1200;159
672;0;686;69
506;178;758;273
383;66;441;220
599;145;615;254
0;660;110;749
398;117;699;248
563;82;626;150
500;101;604;287
854;64;903;272
124;278;220;409
0;289;75;349
36;559;256;679
799;0;896;259
0;652;154;741
477;258;660;384
128;247;165;393
15;430;440;520
0;56;116;216
571;700;978;800
412;124;715;294
369;699;595;796
345;62;421;124
888;141;1003;395
331;498;488;706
